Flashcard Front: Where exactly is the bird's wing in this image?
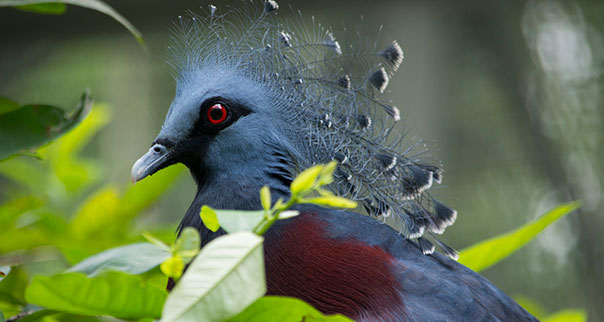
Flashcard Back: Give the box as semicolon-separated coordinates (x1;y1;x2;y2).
263;204;538;322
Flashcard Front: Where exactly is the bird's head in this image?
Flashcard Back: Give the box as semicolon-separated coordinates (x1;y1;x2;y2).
130;2;458;255
131;64;297;204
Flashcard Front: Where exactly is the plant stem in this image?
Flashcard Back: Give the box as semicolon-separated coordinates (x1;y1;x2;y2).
253;197;298;235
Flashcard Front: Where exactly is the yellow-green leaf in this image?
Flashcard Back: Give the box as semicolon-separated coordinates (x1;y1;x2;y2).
542;309;587;322
229;296;353;321
0;97;20;115
304;196;358;209
290;165;323;195
260;186;271;211
318;160;338;185
161;255;185;280
200;205;220;232
513;295;548;319
215;209;264;233
458;202;580;272
143;231;171;252
14;3;66;14
173;227;201;263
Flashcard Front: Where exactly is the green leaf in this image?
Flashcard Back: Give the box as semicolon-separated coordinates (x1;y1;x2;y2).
172;227;201;263
303;196;358;209
0;91;92;161
260;185;271;211
0;266;9;282
26;271;166;319
290;164;323;195
0;309;4;322
143;232;171;252
0;97;20;115
15;3;66;14
0;303;19;321
513;294;547;319
200;205;220;232
66;243;171;277
0;0;144;46
228;296;354;322
160;255;184;280
215;209;264;233
69;185;121;240
458;202;580;272
0;266;28;305
122;164;184;217
161;232;265;322
0;196;46;228
318;160;337;185
542;309;587;322
47;103;110;192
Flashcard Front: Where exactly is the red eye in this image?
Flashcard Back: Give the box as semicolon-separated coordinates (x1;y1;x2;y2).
207;103;228;124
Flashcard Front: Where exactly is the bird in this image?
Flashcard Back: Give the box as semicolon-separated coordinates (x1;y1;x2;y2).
131;1;538;321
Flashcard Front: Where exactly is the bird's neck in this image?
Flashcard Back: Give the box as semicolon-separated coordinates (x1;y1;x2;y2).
178;157;292;238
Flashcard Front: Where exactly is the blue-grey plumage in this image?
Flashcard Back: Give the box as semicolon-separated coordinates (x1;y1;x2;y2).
130;1;538;320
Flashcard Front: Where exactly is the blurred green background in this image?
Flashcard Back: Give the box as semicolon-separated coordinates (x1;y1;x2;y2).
1;0;603;320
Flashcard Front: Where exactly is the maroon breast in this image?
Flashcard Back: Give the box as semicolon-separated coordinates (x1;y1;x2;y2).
264;212;407;321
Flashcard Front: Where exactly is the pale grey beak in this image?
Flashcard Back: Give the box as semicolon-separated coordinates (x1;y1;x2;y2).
131;144;170;183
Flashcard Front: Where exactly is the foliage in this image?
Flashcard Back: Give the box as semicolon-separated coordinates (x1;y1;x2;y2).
229;296;351;322
458;202;580;272
0;1;587;321
0;91;91;160
26;271;166;319
0;0;144;45
0;120;584;320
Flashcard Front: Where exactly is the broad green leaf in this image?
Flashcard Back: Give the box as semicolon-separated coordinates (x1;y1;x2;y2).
0;0;144;45
122;164;185;217
66;243;170;277
200;206;220;232
0;228;50;253
15;3;66;14
513;295;547;319
160;255;184;280
542;309;587;322
291;165;322;195
0;309;4;322
229;296;353;322
0;266;27;305
215;209;264;233
458;202;580;272
0;196;45;228
260;186;271;211
0;97;20;115
47;103;110;192
303;196;357;209
26;271;166;319
0;267;9;282
0;156;47;191
0;303;18;321
143;232;171;252
70;186;121;240
0;91;92;160
172;227;201;263
161;232;265;322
